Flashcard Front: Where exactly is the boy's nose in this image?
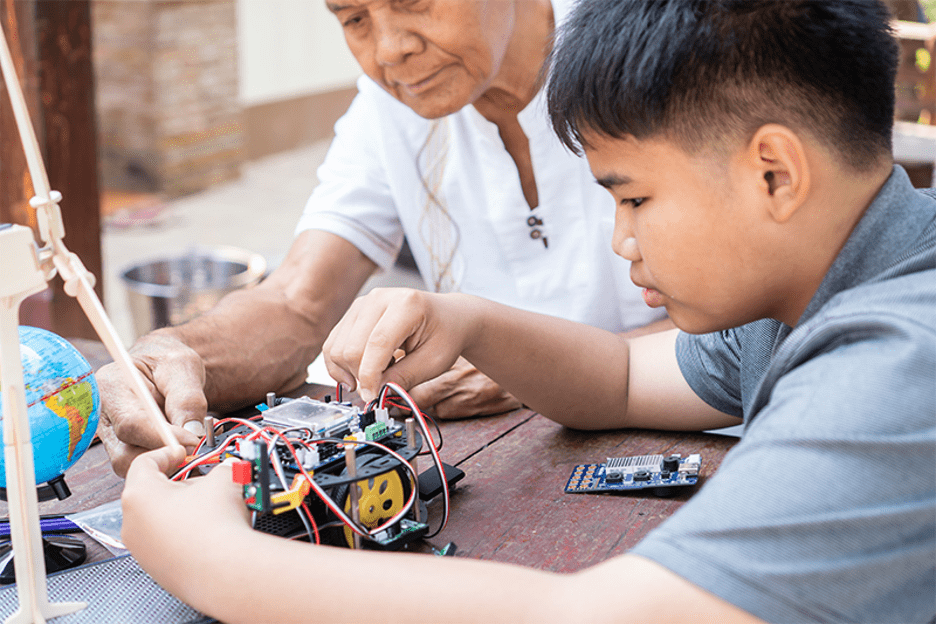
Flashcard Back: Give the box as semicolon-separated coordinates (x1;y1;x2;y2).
614;236;641;262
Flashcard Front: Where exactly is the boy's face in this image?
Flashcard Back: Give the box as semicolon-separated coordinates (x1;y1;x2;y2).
584;132;786;334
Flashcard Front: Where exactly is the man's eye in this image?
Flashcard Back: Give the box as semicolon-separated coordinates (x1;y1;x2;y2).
341;12;366;27
621;197;645;208
395;0;428;9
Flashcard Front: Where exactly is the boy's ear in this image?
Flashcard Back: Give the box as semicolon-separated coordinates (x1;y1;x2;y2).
746;124;810;223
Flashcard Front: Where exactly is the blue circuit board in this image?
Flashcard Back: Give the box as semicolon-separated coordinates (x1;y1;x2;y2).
565;453;701;494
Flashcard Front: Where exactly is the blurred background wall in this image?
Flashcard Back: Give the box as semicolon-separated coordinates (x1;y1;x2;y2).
93;0;361;200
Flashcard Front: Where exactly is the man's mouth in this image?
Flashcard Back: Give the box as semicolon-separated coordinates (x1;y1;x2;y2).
396;66;447;95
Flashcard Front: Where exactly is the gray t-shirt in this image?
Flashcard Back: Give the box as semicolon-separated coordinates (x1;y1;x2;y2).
632;166;936;623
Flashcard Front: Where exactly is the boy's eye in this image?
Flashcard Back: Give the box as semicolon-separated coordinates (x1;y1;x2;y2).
621;197;645;208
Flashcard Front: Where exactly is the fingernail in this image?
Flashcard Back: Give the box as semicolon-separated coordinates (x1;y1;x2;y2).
183;420;205;437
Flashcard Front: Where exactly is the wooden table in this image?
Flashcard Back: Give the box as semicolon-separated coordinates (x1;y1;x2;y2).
411;411;737;571
2;370;738;572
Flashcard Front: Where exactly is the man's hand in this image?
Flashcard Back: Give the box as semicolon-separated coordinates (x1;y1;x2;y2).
408;357;521;419
96;332;205;476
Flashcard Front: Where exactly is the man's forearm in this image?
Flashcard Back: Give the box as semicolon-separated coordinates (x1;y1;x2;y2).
161;230;377;412
163;285;324;412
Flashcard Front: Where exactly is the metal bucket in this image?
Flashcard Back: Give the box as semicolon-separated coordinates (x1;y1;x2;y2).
120;246;266;338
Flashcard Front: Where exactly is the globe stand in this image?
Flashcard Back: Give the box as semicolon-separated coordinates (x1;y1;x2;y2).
0;476;73;504
0;476;85;584
0;478;85;584
0;237;85;623
1;22;183;624
0;537;87;586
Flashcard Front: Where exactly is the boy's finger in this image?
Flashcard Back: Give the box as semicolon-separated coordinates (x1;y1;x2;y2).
358;308;420;399
375;345;460;404
127;444;187;480
322;348;359;392
323;300;378;389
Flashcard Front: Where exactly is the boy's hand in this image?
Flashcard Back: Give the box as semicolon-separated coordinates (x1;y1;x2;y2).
97;332;206;477
323;288;479;402
121;446;251;599
409;357;522;419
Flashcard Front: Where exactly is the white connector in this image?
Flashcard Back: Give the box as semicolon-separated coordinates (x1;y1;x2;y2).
239;440;257;460
300;447;320;469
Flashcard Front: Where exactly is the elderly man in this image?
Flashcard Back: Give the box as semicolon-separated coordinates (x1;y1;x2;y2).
97;0;666;475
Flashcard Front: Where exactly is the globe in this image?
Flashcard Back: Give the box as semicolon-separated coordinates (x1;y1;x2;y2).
0;326;100;488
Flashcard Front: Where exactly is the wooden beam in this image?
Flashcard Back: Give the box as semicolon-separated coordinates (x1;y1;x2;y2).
0;0;52;330
1;1;102;339
35;0;102;339
0;0;38;231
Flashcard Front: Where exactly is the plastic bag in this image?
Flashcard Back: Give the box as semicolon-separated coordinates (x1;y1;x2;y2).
65;499;127;556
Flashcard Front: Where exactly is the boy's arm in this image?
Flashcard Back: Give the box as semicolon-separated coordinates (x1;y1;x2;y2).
404;317;676;421
324;289;736;431
122;447;764;624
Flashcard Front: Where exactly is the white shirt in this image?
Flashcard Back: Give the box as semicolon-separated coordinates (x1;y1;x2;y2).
295;3;662;332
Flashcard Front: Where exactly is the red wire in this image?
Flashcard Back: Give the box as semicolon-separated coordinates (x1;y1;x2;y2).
177;396;427;541
299;502;321;545
379;382;450;536
281;434;419;537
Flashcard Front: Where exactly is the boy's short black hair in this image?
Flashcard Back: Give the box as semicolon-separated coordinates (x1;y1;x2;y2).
547;0;899;171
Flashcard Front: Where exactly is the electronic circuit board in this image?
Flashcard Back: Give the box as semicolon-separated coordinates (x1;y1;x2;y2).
192;393;435;550
565;453;701;494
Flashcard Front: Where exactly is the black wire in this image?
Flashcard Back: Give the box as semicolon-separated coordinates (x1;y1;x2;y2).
382;399;444;454
418;412;443;454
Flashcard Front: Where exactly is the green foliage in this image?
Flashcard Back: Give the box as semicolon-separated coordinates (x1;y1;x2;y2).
922;0;936;21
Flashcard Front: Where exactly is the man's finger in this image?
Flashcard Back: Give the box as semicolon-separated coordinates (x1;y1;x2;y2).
407;370;456;410
109;403;200;451
151;351;208;431
433;391;522;420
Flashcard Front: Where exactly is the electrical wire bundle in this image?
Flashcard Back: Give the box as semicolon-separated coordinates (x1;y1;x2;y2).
170;382;450;546
372;382;449;537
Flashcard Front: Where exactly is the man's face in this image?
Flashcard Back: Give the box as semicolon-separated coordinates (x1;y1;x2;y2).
327;0;515;119
584;133;787;334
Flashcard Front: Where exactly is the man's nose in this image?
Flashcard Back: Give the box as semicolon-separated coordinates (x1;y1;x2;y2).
374;14;423;66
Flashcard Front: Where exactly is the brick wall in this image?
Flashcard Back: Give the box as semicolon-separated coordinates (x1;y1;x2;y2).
93;0;243;198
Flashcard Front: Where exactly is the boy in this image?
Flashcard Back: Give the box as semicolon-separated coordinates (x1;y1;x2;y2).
121;1;935;622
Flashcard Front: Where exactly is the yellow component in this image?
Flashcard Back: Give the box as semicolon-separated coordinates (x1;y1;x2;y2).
343;469;406;547
271;473;312;515
916;47;931;73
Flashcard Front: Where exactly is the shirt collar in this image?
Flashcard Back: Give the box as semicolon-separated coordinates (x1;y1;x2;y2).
797;165;936;327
